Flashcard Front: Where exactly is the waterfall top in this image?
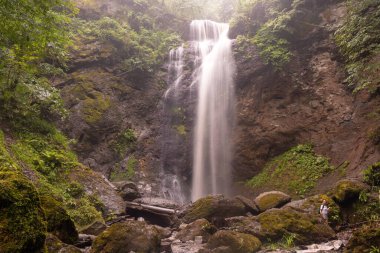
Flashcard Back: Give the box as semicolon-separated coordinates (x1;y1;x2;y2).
190;20;229;42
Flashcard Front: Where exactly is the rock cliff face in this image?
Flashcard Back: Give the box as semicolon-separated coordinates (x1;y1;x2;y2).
60;0;380;199
231;0;380;193
57;0;188;198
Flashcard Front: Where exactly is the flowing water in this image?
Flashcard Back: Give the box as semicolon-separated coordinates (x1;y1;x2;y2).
160;46;187;204
161;20;235;203
191;20;236;201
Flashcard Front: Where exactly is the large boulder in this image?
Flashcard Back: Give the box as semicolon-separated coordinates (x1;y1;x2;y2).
226;208;335;245
0;172;46;252
68;167;126;215
113;181;141;201
235;195;260;214
332;180;369;205
175;218;217;242
180;195;248;224
40;195;78;244
284;194;341;225
91;220;165;253
254;191;291;212
206;230;261;253
255;208;336;244
345;223;380;253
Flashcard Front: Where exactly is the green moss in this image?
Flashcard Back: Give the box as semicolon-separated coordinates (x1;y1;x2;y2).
0;130;19;172
247;144;334;198
364;162;380;188
0;172;46;252
183;196;218;223
40;195;78;244
207;230;262;253
255;192;290;211
91;221;163;253
112;129;137;157
82;92;111;124
257;208;335;245
66;195;104;229
175;124;186;136
333;180;368;204
2;125;104;231
110;155;137;182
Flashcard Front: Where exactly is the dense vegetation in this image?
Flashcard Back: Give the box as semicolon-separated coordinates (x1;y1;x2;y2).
247;144;334;198
335;0;380;93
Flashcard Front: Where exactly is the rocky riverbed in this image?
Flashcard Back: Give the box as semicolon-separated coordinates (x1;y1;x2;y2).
46;178;379;253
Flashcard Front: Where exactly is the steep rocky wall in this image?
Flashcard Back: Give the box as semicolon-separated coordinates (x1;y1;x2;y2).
231;0;380;194
56;0;188;198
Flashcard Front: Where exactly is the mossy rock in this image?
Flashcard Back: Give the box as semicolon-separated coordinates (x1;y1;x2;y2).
206;230;261;253
254;191;291;212
40;195;78;244
181;195;248;224
45;234;82;253
256;208;335;244
333;180;369;204
175;218;217;242
0;172;46;252
285;194;341;225
345;223;380;253
91;220;164;253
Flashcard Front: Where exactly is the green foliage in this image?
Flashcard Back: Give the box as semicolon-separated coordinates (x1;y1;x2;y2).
335;0;380;93
2;125;104;230
247;144;334;197
109;155;137;182
64;194;103;228
0;0;73;127
232;0;294;70
163;0;239;21
253;24;292;70
281;233;297;248
73;16;181;76
113;129;137;157
364;162;380;188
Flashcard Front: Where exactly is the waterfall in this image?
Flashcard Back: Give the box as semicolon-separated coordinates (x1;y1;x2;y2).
160;46;187;204
160;20;235;203
191;20;236;201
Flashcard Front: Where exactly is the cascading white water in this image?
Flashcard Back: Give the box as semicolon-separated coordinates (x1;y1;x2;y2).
165;46;184;99
160;45;187;204
191;20;236;201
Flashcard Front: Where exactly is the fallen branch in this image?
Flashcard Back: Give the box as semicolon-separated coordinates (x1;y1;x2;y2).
125;201;176;215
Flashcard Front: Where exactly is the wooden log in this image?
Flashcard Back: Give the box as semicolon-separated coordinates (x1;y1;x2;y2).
125;201;176;215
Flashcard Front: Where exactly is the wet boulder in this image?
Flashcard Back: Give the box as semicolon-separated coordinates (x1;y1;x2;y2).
254;191;291;212
175;218;217;242
91;220;165;253
113;181;141;201
332;180;369;205
180;195;248;224
205;230;261;253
